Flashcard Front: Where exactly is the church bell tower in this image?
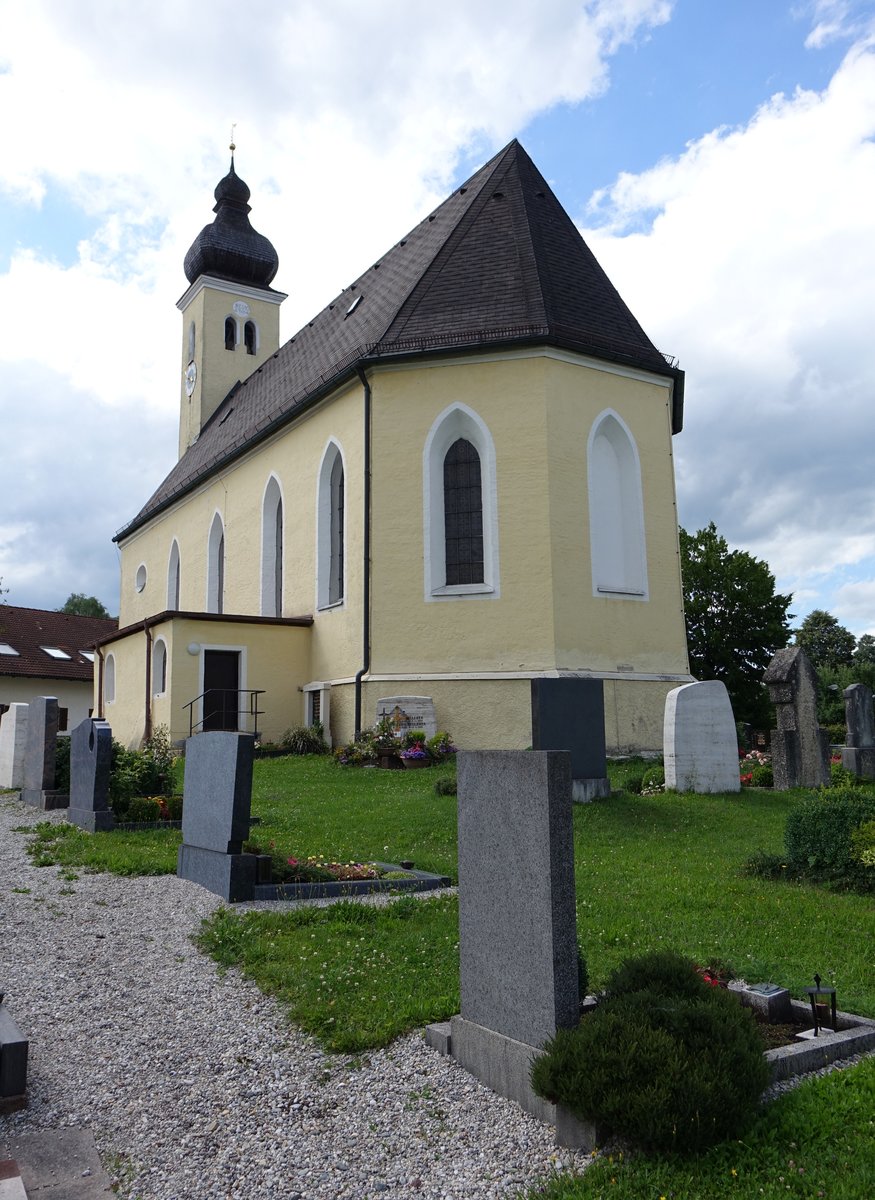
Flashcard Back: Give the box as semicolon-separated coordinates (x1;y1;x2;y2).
177;145;286;457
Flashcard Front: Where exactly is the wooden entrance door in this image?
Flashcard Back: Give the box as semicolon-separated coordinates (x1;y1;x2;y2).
202;650;240;731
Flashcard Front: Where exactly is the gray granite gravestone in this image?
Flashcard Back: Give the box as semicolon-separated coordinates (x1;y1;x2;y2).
664;680;740;793
428;750;594;1148
0;997;29;1110
0;704;28;790
177;731;257;902
375;696;437;739
67;718;115;832
20;697;68;810
841;683;875;779
530;678;609;801
763;647;830;789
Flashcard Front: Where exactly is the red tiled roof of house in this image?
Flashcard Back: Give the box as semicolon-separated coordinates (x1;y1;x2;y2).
0;606;117;681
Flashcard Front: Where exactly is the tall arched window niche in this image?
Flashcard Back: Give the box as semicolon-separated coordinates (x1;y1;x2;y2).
316;441;345;610
244;320;257;355
104;653;116;705
261;476;284;617
167;540;181;610
207;513;226;614
587;410;648;601
423;403;500;600
224;316;236;351
152;638;168;696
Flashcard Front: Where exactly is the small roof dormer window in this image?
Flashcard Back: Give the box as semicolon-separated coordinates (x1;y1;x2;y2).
79;650;96;662
0;642;19;656
40;646;72;660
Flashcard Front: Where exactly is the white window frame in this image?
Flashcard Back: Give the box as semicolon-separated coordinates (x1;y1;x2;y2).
260;475;284;617
587;409;649;601
316;440;346;611
423;402;500;601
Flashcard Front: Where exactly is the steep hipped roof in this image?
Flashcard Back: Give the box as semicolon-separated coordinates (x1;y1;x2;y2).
118;140;682;541
0;606;117;682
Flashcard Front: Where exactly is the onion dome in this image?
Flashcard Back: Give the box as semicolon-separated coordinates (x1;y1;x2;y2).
183;155;279;288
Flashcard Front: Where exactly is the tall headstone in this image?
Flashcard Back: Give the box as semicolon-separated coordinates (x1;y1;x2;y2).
841;683;875;780
531;678;609;801
67;718;115;832
0;704;29;790
664;680;740;793
437;750;592;1147
763;647;830;789
177;731;257;902
20;697;68;809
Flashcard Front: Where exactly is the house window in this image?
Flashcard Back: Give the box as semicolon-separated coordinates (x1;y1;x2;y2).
423;403;500;599
261;477;284;617
587;410;648;600
444;438;484;585
317;442;345;609
224;316;236;351
105;653;116;704
244;320;257;355
167;540;181;609
207;513;226;614
153;638;168;695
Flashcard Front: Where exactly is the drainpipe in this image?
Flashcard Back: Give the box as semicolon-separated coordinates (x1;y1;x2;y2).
95;645;105;719
143;618;155;744
354;365;372;737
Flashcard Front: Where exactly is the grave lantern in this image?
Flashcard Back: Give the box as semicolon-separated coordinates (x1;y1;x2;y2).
805;973;837;1036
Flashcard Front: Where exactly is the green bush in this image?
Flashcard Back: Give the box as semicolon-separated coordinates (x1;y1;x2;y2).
109;726;175;812
830;758;860;788
750;763;773;788
851;818;875;867
166;794;184;821
531;951;768;1154
824;722;847;745
784;788;875;890
280;724;328;755
434;775;457;796
402;728;427;749
55;736;71;792
743;849;788;879
641;764;665;791
126;796;162;823
427;731;458;760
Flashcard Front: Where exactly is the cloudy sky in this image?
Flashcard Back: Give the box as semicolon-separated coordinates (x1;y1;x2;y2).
1;0;873;636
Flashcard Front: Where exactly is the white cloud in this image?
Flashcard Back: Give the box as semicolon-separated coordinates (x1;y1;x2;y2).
580;37;875;634
834;579;875;634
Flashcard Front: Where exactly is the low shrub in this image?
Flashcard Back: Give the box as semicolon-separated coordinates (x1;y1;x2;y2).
126;796;163;823
784;788;875;890
743;849;788;879
434;775;457;796
641;764;665;793
850;817;875;868
109;726;175;812
750;763;774;787
166;794;184;821
830;757;860;788
280;724;328;755
824;722;846;746
402;728;427;749
55;736;71;792
531;950;768;1154
427;731;458;760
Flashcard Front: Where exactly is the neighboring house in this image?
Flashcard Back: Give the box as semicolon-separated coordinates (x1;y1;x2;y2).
0;606;117;730
99;139;692;752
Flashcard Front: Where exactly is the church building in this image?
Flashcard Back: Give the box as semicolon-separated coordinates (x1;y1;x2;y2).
97;140;692;751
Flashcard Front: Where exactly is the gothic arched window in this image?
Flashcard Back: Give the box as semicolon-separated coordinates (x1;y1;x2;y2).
244;320;257;355
224;317;236;351
207;513;226;614
317;442;345;609
261;477;284;617
587;410;648;600
443;438;483;585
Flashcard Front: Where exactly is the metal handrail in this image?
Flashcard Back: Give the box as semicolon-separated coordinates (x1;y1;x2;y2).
183;688;265;738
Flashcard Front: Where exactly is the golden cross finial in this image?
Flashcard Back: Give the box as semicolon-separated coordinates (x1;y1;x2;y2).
230;122;237;154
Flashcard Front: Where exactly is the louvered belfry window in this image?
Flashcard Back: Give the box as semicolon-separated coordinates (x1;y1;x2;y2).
444;437;484;585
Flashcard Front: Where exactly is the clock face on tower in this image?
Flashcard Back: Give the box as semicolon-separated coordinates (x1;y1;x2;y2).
184;360;198;397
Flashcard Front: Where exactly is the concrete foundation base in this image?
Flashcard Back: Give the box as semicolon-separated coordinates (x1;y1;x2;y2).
20;789;68;811
66;808;115;833
571;777;610;803
177;845;256;902
428;1015;597;1150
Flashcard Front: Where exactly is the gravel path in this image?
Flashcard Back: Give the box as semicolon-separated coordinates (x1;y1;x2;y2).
0;798;588;1199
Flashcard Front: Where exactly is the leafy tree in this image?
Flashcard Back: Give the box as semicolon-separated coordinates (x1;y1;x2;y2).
854;633;875;668
58;593;111;619
679;523;793;726
794;609;856;670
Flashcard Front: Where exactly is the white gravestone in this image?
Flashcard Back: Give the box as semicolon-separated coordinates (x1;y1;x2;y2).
0;703;29;789
375;696;437;739
664;681;740;793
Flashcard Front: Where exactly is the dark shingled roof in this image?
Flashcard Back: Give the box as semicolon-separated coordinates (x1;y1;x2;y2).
0;606;117;682
118;139;682;541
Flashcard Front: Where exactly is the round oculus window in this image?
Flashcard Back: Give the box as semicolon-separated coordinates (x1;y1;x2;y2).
135;564;147;593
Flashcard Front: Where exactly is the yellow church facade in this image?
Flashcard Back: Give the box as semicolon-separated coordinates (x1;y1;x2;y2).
98;141;691;751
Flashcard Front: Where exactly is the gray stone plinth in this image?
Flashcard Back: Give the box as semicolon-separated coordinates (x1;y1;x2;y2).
0;704;28;790
664;680;740;793
531;678;608;801
0;1006;28;1104
841;746;875;779
177;845;256;903
571;777;611;803
449;1016;596;1150
456;751;579;1046
735;983;793;1023
21;788;69;811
